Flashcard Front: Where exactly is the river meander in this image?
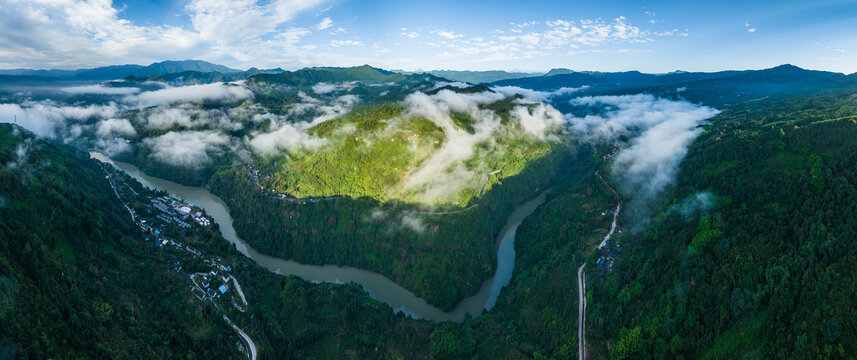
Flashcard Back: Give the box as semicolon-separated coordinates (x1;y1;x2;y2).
92;152;547;322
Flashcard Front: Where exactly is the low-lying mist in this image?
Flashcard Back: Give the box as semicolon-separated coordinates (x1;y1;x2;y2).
565;94;720;224
0;79;720;216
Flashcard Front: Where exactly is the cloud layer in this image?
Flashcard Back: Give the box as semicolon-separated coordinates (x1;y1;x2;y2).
249;122;326;154
124;83;254;108
0;0;697;72
0;0;337;70
492;85;590;103
0;101;119;138
566;94;719;216
142;130;230;168
400;89;562;203
62;84;141;95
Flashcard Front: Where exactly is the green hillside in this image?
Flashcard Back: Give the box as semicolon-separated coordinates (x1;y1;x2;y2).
212;144;571;310
420;70;541;84
581;93;857;359
0;124;240;359
257;101;557;207
248;65;406;87
6;89;857;359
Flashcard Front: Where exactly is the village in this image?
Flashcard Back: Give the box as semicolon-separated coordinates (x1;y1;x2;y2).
99;161;254;358
595;144;624;278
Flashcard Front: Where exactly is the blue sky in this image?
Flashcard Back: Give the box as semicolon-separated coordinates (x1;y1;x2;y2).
1;0;856;73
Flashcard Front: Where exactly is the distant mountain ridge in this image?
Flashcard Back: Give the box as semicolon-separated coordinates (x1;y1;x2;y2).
544;68;574;76
405;70;543;84
3;62;855;107
491;64;857;106
131;60;240;77
0;60;240;80
247;64;409;86
128;67;286;85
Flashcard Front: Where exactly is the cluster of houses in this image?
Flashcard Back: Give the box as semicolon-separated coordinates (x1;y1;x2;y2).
192;267;232;302
190;210;210;226
150;197;213;229
596;240;622;274
186;255;240;304
100;161;253;353
102;165;236;303
602;144;620;162
601;207;619;217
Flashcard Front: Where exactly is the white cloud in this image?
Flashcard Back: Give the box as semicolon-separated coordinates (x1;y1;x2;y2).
0;101;119;138
0;1;679;71
141;104;243;131
94;136;132;157
566;94;719;203
430;81;471;90
62;84;141;95
247;93;359;155
491;85;590;102
124;83;253;108
187;0;329;46
0;0;207;69
314;17;333;31
142;130;230;168
371;42;389;53
0;0;335;70
400;213;427;233
519;33;541;45
407;16;660;66
400;28;419;38
667;191;717;217
96;118;136;138
312;82;356;95
368;209;427;234
330;40;362;47
432;29;464;39
510;104;564;139
400;90;510;203
248;122;326;154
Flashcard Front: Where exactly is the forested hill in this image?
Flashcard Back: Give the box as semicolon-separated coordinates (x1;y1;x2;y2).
0;60;241;80
247;65;408;86
584;93;857;358
495;64;857;107
0;124;239;359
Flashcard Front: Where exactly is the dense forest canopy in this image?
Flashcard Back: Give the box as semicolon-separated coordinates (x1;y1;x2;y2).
0;124;240;359
2;61;857;359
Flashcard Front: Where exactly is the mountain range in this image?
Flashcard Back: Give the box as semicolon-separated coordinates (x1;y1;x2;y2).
3;60;856;104
3;58;857;359
0;60;242;80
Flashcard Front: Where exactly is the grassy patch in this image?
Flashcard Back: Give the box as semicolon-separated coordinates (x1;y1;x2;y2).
53;235;76;262
701;314;765;360
703;160;739;176
769;153;805;169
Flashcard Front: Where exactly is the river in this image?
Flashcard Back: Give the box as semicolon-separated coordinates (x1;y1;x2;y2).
91;152;547;322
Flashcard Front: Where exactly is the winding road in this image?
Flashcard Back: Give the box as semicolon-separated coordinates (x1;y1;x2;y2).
595;170;622;250
578;170;622;360
224;315;257;360
577;263;586;360
99;158;259;360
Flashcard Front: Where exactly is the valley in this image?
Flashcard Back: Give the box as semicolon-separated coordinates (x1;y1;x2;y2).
6;0;857;358
2;59;857;359
93;152;551;321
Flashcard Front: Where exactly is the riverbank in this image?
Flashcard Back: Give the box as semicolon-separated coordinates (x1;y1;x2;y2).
209;146;572;311
92;152;551;322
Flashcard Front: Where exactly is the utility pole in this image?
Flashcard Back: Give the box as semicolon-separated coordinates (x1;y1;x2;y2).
13;115;15;124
